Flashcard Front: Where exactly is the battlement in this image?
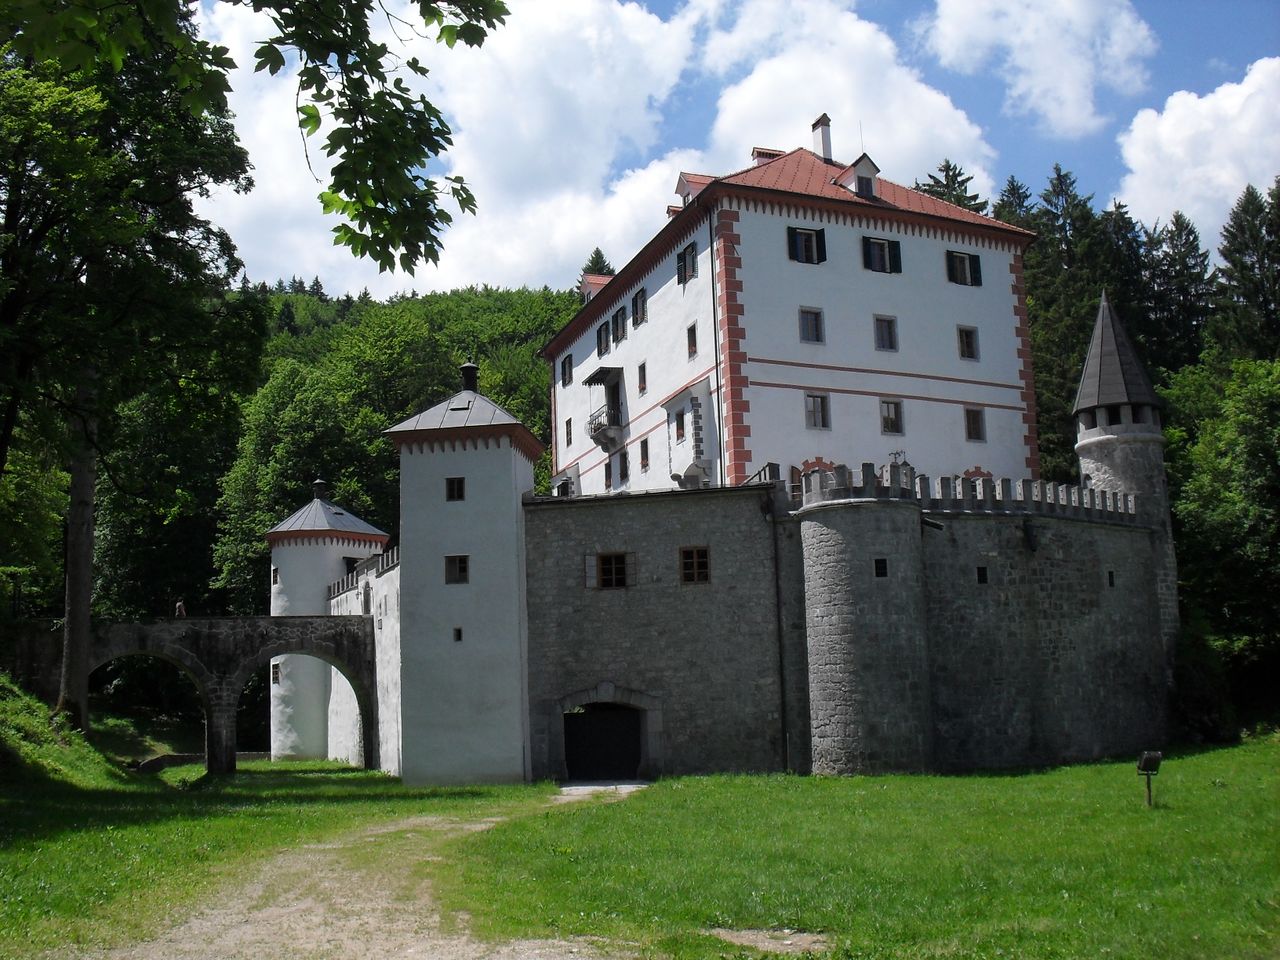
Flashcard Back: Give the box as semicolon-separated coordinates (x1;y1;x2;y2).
326;545;400;600
800;462;1138;523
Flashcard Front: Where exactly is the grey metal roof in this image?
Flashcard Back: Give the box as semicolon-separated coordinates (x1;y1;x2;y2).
384;389;522;435
1072;292;1161;414
266;497;388;538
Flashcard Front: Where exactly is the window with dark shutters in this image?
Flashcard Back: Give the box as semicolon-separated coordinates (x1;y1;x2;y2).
946;251;982;286
862;236;901;273
786;227;826;264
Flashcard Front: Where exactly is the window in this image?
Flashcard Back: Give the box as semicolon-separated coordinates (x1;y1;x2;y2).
604;459;613;489
976;566;989;585
799;308;824;343
787;226;826;264
445;476;465;501
680;546;710;583
560;354;573;386
638;362;647;395
597;553;628;589
597;322;610;356
632;288;647;326
640;438;650;471
805;392;830;429
677;241;698;284
271;662;281;684
874;557;889;578
856;175;875;198
618;449;629;483
687;323;698;358
612;307;627;344
964;407;986;442
565;418;572;446
957;326;979;360
1108;570;1116;588
453;627;463;643
946;250;983;286
445;555;469;584
874;315;898;351
862;236;902;273
271;567;279;585
675;408;686;442
880;399;904;434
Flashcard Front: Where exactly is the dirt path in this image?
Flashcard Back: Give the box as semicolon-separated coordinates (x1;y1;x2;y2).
64;788;642;960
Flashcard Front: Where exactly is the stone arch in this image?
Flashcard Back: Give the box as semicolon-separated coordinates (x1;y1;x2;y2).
88;647;211;759
556;681;663;781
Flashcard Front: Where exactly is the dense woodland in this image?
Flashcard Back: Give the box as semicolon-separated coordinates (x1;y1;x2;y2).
1;23;1277;738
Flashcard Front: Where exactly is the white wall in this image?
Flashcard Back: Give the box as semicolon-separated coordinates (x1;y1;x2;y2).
729;203;1029;481
397;438;533;784
551;222;719;496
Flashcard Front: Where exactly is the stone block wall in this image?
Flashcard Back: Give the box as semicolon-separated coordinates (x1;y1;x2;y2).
524;485;791;780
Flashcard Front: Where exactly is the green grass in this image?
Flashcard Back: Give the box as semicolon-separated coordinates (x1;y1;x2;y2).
433;739;1280;960
0;674;554;958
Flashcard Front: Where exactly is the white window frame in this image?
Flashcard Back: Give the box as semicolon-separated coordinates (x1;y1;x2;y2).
874;315;898;352
964;407;986;442
805;392;830;430
799;307;824;344
957;326;980;360
880;399;904;435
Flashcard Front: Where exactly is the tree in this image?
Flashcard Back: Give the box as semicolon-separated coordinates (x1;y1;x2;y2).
10;0;509;274
992;175;1033;226
1140;212;1212;374
582;247;616;276
914;159;988;214
1210;179;1280;358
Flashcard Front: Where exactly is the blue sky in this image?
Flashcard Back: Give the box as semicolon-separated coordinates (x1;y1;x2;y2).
196;0;1280;297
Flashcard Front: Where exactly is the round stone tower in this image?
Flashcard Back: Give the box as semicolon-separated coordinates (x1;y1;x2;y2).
265;480;388;760
1072;291;1179;674
800;464;932;774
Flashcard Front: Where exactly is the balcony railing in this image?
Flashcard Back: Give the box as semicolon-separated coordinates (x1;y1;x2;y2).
587;404;623;451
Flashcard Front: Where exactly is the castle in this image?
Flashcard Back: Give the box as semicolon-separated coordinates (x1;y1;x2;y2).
265;122;1177;785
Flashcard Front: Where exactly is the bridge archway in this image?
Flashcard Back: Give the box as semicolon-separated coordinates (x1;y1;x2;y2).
89;617;378;774
557;681;662;781
89;652;208;758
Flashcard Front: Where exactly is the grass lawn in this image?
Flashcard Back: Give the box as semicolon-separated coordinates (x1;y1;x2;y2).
432;736;1279;960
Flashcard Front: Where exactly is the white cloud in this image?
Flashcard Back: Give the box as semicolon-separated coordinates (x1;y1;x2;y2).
918;0;1157;138
195;0;999;297
1117;58;1280;254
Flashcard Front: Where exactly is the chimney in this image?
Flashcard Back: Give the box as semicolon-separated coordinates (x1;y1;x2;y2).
312;478;327;500
460;361;479;393
812;113;832;161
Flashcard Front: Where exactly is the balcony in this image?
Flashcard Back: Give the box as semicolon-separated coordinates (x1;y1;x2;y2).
588;403;624;451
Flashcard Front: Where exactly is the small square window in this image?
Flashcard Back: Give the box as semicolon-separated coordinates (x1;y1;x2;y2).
799;308;824;343
874;557;888;578
612;307;627;344
677;242;698;284
640;438;650;471
271;567;280;585
680;546;710;583
881;399;904;435
805;393;830;429
453;627;463;643
565;417;572;447
638;362;647;395
957;326;979;360
560;354;573;386
445;555;469;584
632;288;647;326
597;553;627;589
946;250;983;286
874;315;898;351
787;227;825;264
446;476;465;501
597;322;610;357
976;566;988;585
862;236;901;273
687;323;698;358
964;407;986;442
856;175;875;198
271;662;281;684
675;408;686;443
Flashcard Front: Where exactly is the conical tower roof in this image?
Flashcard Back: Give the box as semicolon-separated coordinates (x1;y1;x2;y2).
266;480;390;545
1072;292;1161;415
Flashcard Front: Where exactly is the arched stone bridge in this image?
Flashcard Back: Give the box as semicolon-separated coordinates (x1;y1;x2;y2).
90;616;377;774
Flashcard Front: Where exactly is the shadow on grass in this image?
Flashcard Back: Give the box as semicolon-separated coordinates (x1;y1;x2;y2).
0;765;500;848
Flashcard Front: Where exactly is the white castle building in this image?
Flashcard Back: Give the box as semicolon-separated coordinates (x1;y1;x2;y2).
265;121;1176;786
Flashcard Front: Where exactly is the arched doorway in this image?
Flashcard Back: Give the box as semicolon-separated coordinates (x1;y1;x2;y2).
563;702;643;780
88;654;205;763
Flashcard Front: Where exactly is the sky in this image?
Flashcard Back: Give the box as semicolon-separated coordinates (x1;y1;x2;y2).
194;0;1280;298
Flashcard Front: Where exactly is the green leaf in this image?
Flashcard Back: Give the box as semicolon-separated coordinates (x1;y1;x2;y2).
298;103;322;136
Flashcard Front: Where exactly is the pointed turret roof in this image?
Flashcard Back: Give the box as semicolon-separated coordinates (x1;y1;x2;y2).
1072;292;1161;414
266;480;389;545
385;364;544;462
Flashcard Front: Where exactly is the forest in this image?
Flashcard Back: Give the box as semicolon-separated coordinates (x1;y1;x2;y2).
0;12;1276;740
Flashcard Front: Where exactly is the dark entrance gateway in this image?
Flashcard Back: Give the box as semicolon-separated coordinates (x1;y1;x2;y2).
563;702;642;780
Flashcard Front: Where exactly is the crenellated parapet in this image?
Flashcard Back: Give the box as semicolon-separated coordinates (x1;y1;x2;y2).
326;545;401;601
801;461;1138;524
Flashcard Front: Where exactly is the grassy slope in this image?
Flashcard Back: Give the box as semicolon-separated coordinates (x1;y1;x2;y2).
434;739;1280;960
0;674;553;958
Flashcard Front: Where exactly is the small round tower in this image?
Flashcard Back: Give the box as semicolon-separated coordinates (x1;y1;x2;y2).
1072;291;1179;678
265;480;388;760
